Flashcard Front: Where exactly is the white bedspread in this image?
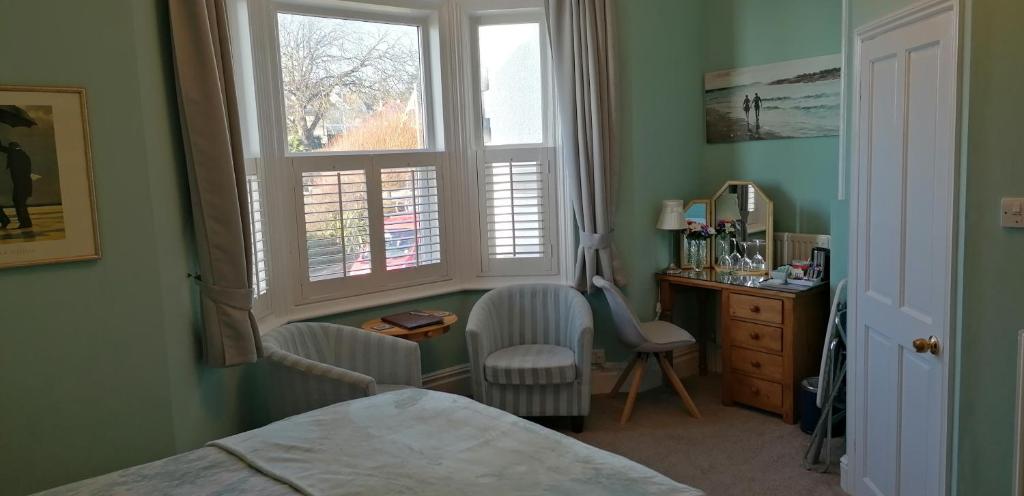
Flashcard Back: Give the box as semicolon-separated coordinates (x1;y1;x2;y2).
211;389;702;496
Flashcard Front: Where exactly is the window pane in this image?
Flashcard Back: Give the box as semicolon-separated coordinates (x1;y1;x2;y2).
381;166;441;270
302;170;372;281
478;23;543;145
483;160;545;258
277;13;424;153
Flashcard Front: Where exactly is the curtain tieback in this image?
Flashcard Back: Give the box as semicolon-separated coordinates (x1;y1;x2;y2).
199;281;255;309
579;231;612;250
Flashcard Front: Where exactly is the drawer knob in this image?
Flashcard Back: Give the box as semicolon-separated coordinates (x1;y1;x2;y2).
749;332;760;340
751;361;762;369
749;305;761;313
750;386;760;395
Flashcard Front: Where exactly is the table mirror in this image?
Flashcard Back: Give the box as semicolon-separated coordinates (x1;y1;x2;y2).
679;199;711;270
711;181;773;275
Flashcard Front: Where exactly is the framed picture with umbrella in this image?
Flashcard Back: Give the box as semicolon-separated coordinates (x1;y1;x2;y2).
0;86;99;269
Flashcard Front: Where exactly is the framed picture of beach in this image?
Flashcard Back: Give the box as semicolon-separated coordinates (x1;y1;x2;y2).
704;54;842;144
0;86;99;269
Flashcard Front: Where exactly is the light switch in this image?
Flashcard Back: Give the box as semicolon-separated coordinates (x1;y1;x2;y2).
1002;198;1024;228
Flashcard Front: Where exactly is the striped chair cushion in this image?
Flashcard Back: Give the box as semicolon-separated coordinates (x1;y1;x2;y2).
484;345;577;385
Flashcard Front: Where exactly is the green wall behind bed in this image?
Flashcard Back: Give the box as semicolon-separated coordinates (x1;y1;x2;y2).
0;1;249;494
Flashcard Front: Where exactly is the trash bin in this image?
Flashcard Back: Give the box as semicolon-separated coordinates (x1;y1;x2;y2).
799;376;846;436
798;377;821;435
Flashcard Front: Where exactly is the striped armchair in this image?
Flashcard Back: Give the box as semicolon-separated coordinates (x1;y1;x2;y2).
466;284;593;432
262;322;421;420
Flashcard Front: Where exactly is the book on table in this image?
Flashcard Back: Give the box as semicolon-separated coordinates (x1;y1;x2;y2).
381;311;444;329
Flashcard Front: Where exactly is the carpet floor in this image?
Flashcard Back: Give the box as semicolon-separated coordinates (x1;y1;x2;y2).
544;374;846;496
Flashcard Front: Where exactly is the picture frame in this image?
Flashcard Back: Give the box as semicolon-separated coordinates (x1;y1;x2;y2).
0;86;100;269
704;54;842;144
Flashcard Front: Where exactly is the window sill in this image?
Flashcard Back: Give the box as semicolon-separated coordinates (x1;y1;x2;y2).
256;273;569;333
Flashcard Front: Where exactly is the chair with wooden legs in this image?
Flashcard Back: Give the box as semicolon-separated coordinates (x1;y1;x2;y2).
593;276;702;424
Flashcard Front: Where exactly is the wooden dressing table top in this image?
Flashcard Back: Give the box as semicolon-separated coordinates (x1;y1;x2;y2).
656;270;827;299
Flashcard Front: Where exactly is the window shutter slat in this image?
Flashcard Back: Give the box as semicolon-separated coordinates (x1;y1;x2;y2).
246;174;269;297
301;170;372;281
482;160;546;259
380;165;443;271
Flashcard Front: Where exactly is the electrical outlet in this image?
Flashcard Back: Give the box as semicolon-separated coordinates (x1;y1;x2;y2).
592;349;606;366
1001;198;1024;228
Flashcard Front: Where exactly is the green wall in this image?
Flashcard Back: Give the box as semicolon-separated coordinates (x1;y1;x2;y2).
701;0;842;236
955;0;1024;493
0;1;247;494
608;0;707;361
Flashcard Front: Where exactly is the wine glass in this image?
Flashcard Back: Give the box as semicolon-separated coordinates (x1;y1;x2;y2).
728;238;743;270
750;240;767;271
738;241;753;272
717;237;733;268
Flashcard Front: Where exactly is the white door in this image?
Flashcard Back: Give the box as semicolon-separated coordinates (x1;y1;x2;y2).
850;1;959;495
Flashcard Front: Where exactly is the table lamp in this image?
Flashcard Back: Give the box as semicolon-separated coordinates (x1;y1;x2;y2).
656;199;686;274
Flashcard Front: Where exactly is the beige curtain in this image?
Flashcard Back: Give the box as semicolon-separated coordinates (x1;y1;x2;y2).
546;0;621;292
169;0;262;366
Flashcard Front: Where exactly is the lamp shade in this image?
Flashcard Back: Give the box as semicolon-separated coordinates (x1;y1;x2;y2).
656;199;687;230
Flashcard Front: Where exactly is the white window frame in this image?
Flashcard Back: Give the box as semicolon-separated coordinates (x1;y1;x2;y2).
233;0;573;328
467;7;560;277
273;2;442;156
229;0;274;318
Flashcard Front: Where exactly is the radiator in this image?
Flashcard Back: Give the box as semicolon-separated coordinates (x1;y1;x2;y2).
773;232;831;265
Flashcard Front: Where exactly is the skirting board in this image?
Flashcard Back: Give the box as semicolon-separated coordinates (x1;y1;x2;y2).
423;343;701;397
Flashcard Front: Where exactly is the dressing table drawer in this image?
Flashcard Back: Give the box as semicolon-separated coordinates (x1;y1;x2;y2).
729;374;783;411
729;293;783;325
730;347;784;381
729;320;783;354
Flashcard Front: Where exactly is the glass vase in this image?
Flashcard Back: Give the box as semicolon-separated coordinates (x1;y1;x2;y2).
688;239;707;271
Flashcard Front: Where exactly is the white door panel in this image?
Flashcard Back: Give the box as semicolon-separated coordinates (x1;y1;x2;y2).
851;2;958;495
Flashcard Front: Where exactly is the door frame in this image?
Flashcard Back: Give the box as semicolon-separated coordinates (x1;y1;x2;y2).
847;0;965;493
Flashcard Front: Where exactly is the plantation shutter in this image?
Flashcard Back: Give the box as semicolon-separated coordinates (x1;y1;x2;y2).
478;148;556;274
301;169;372;282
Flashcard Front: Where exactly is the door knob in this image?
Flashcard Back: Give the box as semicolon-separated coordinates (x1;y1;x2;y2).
912;336;940;355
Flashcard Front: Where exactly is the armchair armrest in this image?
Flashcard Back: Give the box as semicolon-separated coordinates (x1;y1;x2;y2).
329;327;422;388
264;348;376;419
561;293;594;378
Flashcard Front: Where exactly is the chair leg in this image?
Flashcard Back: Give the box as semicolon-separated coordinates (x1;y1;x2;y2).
656;352;702;419
620;353;648;425
609;354;640;397
570;416;584;433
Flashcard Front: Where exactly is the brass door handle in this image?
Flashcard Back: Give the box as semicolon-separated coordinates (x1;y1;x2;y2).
912;336;940;355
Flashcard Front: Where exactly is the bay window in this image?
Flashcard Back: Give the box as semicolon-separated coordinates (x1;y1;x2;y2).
231;0;567;322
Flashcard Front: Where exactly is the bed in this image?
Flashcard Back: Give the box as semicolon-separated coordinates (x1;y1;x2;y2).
36;389;702;495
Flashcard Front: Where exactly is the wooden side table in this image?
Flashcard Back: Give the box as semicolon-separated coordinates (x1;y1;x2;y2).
360;311;458;343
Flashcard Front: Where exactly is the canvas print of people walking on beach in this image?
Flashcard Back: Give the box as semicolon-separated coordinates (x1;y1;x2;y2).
704;54;841;144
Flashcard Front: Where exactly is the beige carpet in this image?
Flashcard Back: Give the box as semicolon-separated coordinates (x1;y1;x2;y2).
542;374;846;496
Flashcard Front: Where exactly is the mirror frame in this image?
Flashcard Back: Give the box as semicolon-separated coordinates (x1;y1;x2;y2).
679;199;711;270
710;181;774;275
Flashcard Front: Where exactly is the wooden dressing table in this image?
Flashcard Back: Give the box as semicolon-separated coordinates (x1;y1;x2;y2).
657;270;829;423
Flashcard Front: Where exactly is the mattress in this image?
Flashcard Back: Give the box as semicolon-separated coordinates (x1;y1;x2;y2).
37;389;702;496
